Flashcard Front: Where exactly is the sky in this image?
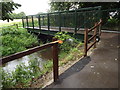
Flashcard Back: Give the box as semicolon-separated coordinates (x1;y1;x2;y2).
13;0;50;15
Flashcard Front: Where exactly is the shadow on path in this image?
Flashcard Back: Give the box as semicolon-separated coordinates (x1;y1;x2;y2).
45;56;91;88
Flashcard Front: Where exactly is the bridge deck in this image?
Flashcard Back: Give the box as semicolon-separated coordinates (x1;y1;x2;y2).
25;26;87;35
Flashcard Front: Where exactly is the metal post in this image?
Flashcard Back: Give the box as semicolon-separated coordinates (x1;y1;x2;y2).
47;14;50;31
84;28;88;57
26;16;29;28
75;9;77;34
22;17;24;28
52;38;59;82
31;16;34;29
38;15;41;30
59;12;61;32
43;16;44;26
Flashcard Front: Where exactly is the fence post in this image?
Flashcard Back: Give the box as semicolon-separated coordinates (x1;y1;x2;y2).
22;17;24;28
38;15;41;30
47;14;50;31
75;9;77;34
43;16;44;26
26;16;29;28
94;23;97;48
99;19;102;36
52;38;59;82
84;28;88;57
59;12;61;32
16;24;18;29
31;16;34;29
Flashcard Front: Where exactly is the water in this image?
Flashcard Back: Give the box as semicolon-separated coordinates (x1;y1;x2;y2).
3;47;52;72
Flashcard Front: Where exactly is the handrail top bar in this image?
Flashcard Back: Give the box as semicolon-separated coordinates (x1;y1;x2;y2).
88;19;102;33
23;6;101;17
0;41;60;65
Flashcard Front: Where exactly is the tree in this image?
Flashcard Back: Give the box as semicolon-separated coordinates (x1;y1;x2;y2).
10;12;26;19
50;2;120;25
50;2;120;11
0;1;21;21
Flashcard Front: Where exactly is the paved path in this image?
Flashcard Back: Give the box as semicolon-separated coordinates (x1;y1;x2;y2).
46;32;119;88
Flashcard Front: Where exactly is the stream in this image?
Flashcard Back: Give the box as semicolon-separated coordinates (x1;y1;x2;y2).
3;47;53;72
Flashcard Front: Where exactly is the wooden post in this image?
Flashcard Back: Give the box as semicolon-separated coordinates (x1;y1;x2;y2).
84;29;88;57
52;38;59;82
16;24;18;29
99;19;102;36
94;23;97;48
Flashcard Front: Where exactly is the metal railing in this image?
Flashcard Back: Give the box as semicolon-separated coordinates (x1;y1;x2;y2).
0;39;62;82
22;6;101;34
84;19;102;57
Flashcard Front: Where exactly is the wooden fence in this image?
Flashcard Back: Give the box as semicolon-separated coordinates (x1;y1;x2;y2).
0;39;62;82
84;19;102;56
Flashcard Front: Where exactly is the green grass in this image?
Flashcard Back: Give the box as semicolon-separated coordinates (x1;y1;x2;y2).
0;19;23;28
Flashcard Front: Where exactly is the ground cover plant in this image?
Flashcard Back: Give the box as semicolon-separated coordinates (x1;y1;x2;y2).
0;26;39;57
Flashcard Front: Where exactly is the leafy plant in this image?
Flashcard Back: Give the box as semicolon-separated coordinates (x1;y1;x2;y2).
1;26;39;57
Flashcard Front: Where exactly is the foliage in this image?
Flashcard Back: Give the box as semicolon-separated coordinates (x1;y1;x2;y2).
50;2;120;28
0;26;39;57
10;12;26;19
1;58;53;88
1;1;21;21
50;2;120;12
55;32;78;53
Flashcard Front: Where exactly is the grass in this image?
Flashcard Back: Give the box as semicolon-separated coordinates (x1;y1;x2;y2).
0;19;23;28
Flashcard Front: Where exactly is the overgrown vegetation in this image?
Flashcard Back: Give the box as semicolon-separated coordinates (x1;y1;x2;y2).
0;26;39;57
1;31;84;88
1;58;53;88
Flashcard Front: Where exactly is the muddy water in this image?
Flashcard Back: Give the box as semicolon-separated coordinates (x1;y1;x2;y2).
3;47;53;72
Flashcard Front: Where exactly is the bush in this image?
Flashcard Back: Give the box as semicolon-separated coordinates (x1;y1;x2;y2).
1;26;39;57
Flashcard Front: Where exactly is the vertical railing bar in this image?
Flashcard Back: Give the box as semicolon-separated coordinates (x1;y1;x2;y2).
84;28;88;57
31;16;34;29
47;13;50;31
59;12;61;32
26;16;29;28
52;38;59;82
38;15;41;31
22;17;25;28
75;9;77;34
43;16;44;26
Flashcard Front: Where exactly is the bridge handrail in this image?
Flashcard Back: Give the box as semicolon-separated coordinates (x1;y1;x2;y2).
23;6;101;17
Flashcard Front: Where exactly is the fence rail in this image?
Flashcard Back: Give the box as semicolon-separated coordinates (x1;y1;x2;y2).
0;39;61;82
84;19;102;57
